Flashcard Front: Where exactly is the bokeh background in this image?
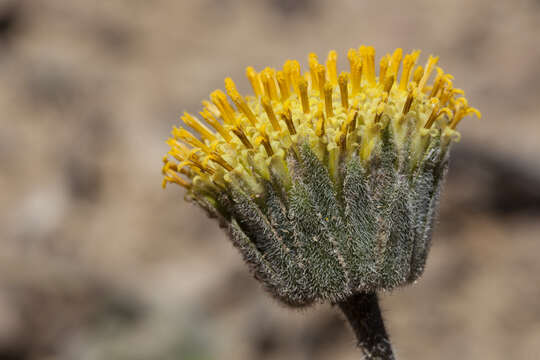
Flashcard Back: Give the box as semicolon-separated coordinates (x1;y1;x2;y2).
1;0;540;359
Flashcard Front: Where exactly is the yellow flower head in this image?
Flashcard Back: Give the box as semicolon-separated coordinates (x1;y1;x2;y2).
161;46;482;307
162;46;480;196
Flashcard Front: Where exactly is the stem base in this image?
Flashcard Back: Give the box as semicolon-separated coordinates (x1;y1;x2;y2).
337;292;395;359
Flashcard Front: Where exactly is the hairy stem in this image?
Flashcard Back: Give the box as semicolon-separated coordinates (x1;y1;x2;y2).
337;292;395;359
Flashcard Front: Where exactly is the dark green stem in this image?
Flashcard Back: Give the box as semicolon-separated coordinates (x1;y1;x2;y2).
337;292;395;359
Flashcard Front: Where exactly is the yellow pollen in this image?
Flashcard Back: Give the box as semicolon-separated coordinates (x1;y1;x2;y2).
347;48;359;68
285;60;301;96
338;72;349;109
439;83;453;106
224;77;237;95
389;48;403;77
246;67;263;97
374;101;384;123
200;109;231;141
413;66;424;84
316;64;327;96
348;109;358;132
209;152;233;171
315;104;325;137
255;123;274;157
262;96;281;131
424;98;440;129
326;50;338;85
323;82;334;118
162;166;191;189
181;112;216;142
281;105;296;135
399;53;416;91
449;106;482;129
262;68;279;101
402;85;417;114
351;59;362;96
438;107;453;120
383;74;395;93
201;100;220;118
189;157;214;175
276;71;290;101
166;139;188;160
429;68;444;98
173;127;210;152
225;78;258;127
211;90;236;125
235;96;258;126
231;125;253;149
360;46;376;85
418;55;439;92
298;77;310;114
379;55;390;84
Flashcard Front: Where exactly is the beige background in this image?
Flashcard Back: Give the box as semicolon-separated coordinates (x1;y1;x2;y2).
1;0;540;359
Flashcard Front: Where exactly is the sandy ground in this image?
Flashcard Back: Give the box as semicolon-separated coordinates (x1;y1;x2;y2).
1;0;540;359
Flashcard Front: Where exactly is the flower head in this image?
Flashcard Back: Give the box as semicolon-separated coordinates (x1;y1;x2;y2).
162;46;480;306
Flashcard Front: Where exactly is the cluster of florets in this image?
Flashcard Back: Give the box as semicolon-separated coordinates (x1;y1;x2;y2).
162;46;480;306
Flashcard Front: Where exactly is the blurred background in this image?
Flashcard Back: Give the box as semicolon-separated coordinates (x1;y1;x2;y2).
1;0;540;359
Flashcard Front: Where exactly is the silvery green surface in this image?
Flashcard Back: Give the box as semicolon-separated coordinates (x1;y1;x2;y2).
190;124;450;307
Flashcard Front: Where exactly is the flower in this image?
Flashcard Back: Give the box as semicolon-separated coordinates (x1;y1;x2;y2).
162;46;480;306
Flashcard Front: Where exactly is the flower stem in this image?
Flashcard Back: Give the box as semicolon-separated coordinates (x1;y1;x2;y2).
337;292;395;359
